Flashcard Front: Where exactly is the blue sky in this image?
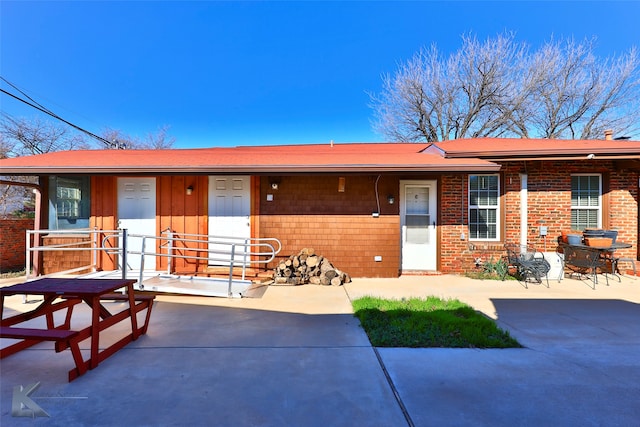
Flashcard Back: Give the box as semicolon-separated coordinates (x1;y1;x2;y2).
1;1;639;148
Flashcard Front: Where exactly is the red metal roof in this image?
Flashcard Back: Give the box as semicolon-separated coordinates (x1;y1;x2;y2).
2;138;639;175
0;142;500;174
430;137;640;159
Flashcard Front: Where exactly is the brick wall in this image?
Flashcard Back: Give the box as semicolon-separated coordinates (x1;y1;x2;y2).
0;218;34;273
440;174;472;272
608;170;638;247
440;161;638;274
259;175;401;277
438;174;509;272
504;160;637;258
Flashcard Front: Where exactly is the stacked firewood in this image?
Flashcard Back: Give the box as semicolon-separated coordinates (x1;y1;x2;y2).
273;248;351;286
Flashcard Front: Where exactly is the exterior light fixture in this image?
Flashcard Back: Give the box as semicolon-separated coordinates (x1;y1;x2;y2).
338;177;346;192
269;177;281;190
186;185;194;195
387;195;395;204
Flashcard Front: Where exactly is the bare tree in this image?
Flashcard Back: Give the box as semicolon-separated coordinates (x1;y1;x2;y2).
142;125;176;149
525;38;640;139
0;113;90;156
0;133;35;216
101;125;175;150
0;113;176;215
371;33;640;142
0;115;91;215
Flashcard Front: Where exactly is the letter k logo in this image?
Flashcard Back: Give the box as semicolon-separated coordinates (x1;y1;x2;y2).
12;382;49;417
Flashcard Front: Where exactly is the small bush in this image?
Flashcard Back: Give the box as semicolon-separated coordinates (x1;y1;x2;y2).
483;257;508;278
465;256;511;280
0;269;27;279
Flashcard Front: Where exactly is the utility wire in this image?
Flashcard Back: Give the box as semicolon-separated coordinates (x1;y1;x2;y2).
0;87;115;148
0;79;123;149
1;77;54;117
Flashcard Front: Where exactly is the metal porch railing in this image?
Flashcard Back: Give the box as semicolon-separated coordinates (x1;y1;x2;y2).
25;228;281;298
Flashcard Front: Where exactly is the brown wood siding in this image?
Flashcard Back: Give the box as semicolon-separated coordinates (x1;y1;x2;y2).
250;176;261;264
90;176;117;270
40;235;93;275
158;176;208;273
258;175;401;277
91;175;209;273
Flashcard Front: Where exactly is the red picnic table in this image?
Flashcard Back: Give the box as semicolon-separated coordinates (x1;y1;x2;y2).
0;278;155;381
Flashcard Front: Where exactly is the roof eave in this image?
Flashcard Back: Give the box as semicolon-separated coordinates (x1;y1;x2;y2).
481;154;640;162
443;151;640;160
0;163;501;175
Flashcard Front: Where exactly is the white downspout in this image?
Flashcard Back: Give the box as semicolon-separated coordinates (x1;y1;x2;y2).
519;173;528;250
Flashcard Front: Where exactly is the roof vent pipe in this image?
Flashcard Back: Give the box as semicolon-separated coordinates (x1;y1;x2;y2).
604;129;613;140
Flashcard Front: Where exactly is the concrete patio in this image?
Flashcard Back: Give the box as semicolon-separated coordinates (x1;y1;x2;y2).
1;273;639;426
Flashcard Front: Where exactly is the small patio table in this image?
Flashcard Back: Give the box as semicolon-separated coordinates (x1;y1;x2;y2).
0;278;155;381
559;241;632;287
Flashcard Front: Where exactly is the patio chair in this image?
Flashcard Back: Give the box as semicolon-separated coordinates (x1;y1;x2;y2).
504;243;551;288
562;245;610;289
613;256;637;278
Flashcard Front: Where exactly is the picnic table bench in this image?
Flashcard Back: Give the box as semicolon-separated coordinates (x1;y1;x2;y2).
1;278;155;381
0;326;80;348
0;326;85;371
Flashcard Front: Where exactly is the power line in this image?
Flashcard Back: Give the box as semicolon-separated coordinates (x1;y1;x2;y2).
0;77;54;117
0;87;117;149
0;78;125;149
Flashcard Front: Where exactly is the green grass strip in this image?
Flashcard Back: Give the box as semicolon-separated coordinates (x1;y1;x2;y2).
352;296;521;348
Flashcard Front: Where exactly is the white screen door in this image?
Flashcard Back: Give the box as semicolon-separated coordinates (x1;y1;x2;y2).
400;180;437;271
208;176;251;266
117;177;157;270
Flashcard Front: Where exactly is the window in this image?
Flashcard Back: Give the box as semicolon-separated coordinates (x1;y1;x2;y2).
48;176;91;230
405;185;430;244
469;175;499;240
571;174;601;231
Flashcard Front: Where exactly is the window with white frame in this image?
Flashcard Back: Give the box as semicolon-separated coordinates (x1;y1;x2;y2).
468;174;499;240
571;174;601;231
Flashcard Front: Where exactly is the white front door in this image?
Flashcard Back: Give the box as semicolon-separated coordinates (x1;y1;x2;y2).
400;180;437;271
208;176;251;266
117;177;157;270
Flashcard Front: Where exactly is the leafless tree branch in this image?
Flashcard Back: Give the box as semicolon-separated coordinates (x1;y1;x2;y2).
371;33;640;142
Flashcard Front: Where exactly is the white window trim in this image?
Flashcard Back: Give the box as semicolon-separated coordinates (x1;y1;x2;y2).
468;174;500;241
570;173;602;230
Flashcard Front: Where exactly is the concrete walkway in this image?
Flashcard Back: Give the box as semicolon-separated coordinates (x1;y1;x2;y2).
1;274;639;426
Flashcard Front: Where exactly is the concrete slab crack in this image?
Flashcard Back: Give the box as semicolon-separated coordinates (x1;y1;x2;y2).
372;347;415;427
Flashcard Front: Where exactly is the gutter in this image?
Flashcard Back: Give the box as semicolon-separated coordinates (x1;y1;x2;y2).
443;154;640;161
481;155;640;162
